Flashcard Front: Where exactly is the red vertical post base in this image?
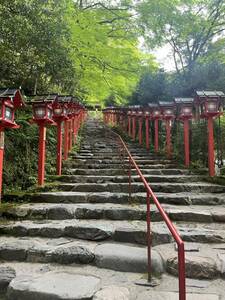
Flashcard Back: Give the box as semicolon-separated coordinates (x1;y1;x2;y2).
73;116;77;144
38;125;46;186
128;117;131;137
64;121;69;160
138;118;143;145
69;120;73;151
132;117;136;141
145;118;150;150
166;120;172;158
56;122;62;176
0;129;5;201
154;119;159;153
183;119;190;167
208;117;215;177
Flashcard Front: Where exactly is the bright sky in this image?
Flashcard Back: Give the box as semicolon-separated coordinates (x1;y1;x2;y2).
152;44;176;72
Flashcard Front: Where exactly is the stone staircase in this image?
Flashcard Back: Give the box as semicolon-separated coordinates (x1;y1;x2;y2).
0;118;225;299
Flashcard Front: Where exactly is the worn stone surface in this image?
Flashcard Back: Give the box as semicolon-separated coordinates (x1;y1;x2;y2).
137;291;219;300
167;255;219;279
50;245;95;264
94;243;164;274
93;286;130;300
7;272;101;300
2;116;225;295
0;266;16;293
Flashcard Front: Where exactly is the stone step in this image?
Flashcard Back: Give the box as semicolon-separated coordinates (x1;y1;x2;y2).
0;236;163;274
1;219;225;245
57;175;203;184
1;261;224;299
58;182;225;194
70;159;174;165
65;168;191;176
31;191;225;206
63;163;180;169
155;242;225;280
73;155;163;160
3;203;225;223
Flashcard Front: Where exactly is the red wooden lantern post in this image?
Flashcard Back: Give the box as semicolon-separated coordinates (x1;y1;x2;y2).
144;108;151;151
195;91;225;177
73;102;84;144
137;107;143;146
52;96;70;176
159;101;176;158
32;95;56;186
131;108;136;141
0;89;24;200
149;104;161;153
174;98;194;167
127;108;132;137
67;99;74;152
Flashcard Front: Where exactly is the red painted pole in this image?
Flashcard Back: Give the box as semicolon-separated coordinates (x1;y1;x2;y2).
208;117;215;177
145;117;150;150
154;119;159;152
56;122;62;176
178;243;186;300
0;129;4;200
69;120;73;151
128;117;131;137
38;125;46;186
138;118;143;145
183;119;190;167
146;191;152;282
64;121;69;160
132;117;136;141
73;115;77;144
72;118;75;146
166;120;172;158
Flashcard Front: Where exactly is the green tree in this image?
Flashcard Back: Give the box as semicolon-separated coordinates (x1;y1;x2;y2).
137;0;225;74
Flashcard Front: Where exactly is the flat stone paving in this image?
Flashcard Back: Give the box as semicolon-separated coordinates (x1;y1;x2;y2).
1;118;225;299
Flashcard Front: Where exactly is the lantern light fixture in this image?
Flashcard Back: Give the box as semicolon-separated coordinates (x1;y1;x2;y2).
159;101;176;120
148;103;161;119
195;91;225;118
174;98;194;120
0;88;25;128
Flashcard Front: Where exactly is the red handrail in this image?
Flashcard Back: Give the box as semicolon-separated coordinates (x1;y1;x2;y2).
114;131;186;300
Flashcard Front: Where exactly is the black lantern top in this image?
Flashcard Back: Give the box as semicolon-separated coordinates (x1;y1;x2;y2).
32;94;57;125
174;98;194;120
52;95;72;121
195;91;225;118
148;103;161;119
0;88;25;128
159;101;176;120
0;88;25;109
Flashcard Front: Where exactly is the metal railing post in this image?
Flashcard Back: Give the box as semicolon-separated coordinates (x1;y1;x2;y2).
146;191;152;282
178;243;186;300
108;128;186;298
128;158;132;201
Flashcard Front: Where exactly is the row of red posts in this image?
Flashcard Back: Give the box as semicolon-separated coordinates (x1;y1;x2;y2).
0;89;86;199
103;90;225;177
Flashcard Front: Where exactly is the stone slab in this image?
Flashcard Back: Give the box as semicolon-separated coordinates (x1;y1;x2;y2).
94;243;164;274
7;272;101;300
137;291;219;300
0;266;16;293
93;285;130;300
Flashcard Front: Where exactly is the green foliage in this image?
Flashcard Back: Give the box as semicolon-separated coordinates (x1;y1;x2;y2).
137;0;225;73
0;0;154;104
3;108;57;192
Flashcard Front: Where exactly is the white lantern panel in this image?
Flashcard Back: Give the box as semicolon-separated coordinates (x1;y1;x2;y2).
5;107;13;121
35;107;46;118
54;108;63;116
